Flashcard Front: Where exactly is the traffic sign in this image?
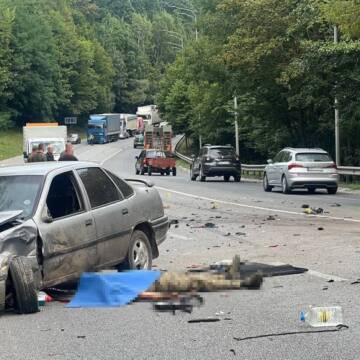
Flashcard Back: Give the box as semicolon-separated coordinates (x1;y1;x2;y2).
64;117;77;125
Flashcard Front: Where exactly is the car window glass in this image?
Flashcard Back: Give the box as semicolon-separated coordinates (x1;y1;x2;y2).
77;168;120;208
0;175;43;219
273;152;283;163
106;171;134;198
46;172;83;219
209;148;235;158
295;153;332;162
282;152;291;162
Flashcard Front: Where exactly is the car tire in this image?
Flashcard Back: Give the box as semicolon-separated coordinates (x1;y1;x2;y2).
224;175;230;182
148;166;152;176
328;187;338;195
234;175;241;182
263;174;272;192
160;171;164;176
200;167;206;182
190;166;197;181
172;167;177;176
136;168;140;175
118;230;152;270
140;167;145;175
281;175;290;194
9;257;39;314
166;169;170;176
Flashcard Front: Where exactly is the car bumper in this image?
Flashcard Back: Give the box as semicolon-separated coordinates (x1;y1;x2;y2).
203;165;241;177
150;215;168;246
288;174;339;188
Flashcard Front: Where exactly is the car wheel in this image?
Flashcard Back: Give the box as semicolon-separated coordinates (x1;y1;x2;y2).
148;166;152;176
263;174;272;192
190;166;197;181
166;168;170;176
172;167;177;176
9;257;39;314
224;175;230;182
281;175;290;194
136;168;140;175
140;167;145;175
119;230;152;270
308;188;316;194
234;175;241;182
328;187;338;195
200;167;206;182
160;171;164;176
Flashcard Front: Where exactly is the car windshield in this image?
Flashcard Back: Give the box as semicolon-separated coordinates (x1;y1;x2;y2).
295;153;332;162
135;135;143;140
88;124;103;129
146;150;165;158
30;141;65;154
0;175;43;218
209;148;235;158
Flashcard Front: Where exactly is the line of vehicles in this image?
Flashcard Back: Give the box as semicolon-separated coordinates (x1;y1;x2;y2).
189;144;339;194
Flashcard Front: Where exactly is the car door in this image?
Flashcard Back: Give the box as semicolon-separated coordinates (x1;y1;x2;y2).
273;151;290;184
137;150;145;172
37;170;97;288
267;151;283;184
76;167;132;269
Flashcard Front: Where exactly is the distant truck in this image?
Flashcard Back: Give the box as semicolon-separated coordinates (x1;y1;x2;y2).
144;124;173;152
136;105;162;126
120;114;137;137
23;123;67;162
87;113;121;144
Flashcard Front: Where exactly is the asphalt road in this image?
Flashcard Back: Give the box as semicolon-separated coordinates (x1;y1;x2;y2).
1;138;360;360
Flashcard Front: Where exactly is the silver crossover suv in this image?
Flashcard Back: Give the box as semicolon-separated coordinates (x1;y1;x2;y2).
263;148;339;194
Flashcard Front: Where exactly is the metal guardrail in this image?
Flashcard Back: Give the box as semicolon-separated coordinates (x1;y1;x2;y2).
174;134;360;177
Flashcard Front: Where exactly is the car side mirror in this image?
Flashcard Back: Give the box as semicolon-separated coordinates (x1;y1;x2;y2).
267;159;273;164
42;206;53;224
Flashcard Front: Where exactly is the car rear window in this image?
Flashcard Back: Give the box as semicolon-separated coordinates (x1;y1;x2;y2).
295;153;332;162
209;148;235;157
146;151;165;158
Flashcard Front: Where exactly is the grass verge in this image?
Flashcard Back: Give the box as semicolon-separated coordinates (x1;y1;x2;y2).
0;129;23;160
340;182;360;191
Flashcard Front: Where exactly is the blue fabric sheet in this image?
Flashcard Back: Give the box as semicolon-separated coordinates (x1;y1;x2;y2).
67;270;161;308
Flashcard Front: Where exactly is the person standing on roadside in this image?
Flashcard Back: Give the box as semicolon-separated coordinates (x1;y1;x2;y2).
27;146;38;163
46;145;55;161
29;143;47;162
59;142;78;161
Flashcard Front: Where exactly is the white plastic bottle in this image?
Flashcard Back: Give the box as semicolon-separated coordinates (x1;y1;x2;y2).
300;306;343;327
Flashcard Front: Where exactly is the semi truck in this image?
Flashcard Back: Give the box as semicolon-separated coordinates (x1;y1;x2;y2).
120;114;137;137
23;123;67;162
136;105;162;126
87;113;121;144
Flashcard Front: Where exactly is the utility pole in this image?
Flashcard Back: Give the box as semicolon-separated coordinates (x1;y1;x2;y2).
334;25;340;166
234;96;239;156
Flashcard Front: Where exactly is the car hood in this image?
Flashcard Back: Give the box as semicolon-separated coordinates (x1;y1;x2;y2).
0;211;23;227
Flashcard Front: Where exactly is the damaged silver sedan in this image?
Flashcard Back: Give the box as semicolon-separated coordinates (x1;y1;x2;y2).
0;162;168;313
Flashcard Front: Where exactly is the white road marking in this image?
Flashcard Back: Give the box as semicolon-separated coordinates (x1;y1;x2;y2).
168;233;193;241
307;269;348;282
156;186;360;223
100;149;123;165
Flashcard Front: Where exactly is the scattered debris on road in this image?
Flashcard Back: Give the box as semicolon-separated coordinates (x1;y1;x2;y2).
188;318;220;323
303;206;324;215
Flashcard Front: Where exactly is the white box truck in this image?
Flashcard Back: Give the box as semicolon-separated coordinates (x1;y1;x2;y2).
136;105;162;126
23;123;67;161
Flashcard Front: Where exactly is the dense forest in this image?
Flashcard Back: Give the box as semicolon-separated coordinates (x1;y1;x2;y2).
0;0;359;164
0;0;193;127
158;0;360;165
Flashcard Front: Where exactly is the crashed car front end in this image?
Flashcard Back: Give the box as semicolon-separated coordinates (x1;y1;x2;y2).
0;218;40;310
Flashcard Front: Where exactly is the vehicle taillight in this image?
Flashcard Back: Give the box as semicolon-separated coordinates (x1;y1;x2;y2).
288;163;304;170
327;163;337;169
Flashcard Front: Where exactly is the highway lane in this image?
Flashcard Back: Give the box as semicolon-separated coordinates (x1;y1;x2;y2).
0;138;359;360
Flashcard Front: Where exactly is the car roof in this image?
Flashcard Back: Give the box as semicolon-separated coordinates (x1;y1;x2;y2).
0;161;98;176
283;147;327;153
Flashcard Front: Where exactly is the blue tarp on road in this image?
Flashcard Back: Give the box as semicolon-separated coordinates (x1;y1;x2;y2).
67;270;161;308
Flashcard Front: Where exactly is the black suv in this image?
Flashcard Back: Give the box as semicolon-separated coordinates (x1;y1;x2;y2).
190;145;241;182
